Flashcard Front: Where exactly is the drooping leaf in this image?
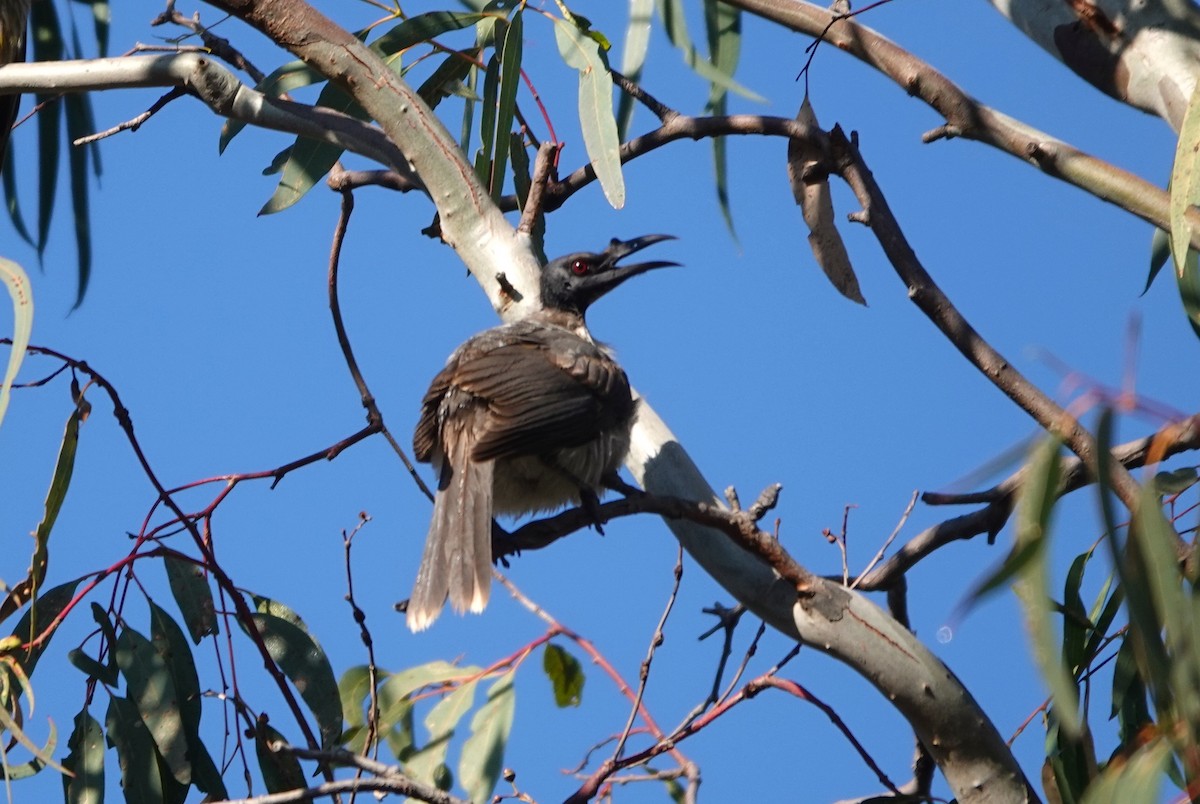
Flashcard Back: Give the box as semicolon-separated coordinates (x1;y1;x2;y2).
1169;81;1200;282
417;48;480;111
542;643;584;707
553;17;625;208
68;607;117;681
30;0;63;259
484;8;522;201
655;0;762;101
62;709;104;804
459;670;514;804
0;256;31;432
3;140;35;245
1170;81;1200;340
787;96;862;304
1097;410;1173;724
616;0;653;140
243;611;342;749
147;603;201;736
1012;435;1080;735
1130;485;1200;735
5;579;81;680
63;82;92;307
163;556;217;644
1143;227;1170;295
1110;634;1152;745
0;702;65;778
704;0;741;237
0;402;80;623
477;46;501;186
114;628;190;785
105;695;178;804
254;721;305;794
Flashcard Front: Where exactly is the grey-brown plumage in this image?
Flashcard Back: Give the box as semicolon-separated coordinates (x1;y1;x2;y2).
406;235;676;631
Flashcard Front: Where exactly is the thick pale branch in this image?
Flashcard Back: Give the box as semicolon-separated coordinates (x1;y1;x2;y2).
0;56;415;180
985;0;1200;130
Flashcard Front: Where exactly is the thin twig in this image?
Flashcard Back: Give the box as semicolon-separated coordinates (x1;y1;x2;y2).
613;544;685;763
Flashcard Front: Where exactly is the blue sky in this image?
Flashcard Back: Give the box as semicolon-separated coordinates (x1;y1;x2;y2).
1;1;1193;801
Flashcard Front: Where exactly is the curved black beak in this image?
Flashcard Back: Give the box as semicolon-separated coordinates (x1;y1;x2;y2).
600;234;680;275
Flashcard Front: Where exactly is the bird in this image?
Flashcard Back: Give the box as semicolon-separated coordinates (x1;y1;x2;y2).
406;234;677;631
0;0;31;173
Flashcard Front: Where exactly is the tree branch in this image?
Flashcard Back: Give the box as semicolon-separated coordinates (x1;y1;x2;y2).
721;0;1199;246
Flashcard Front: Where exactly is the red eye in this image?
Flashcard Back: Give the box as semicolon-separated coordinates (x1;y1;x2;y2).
570;259;590;276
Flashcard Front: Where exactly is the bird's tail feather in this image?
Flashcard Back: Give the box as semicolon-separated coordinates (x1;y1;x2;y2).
406;426;494;632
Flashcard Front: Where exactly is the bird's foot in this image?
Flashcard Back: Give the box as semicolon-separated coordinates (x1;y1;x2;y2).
602;471;643;499
491;519;515;566
580;487;606;535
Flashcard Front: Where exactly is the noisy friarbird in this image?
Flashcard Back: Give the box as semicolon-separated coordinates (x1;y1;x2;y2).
406;235;677;631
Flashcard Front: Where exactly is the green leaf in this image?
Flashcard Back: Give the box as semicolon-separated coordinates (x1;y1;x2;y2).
1144;227;1170;295
62;709;104;804
63;92;93;307
220;61;323;152
149;602;227;799
243;612;342;749
704;1;740;237
254;721;305;794
405;679;477;789
1175;242;1200;339
478;48;501;185
67;647;115;686
30;0;63;259
1110;634;1152;744
1154;467;1198;495
1079;736;1170;804
1170;82;1200;282
258;83;368;215
1012;435;1080;735
252;595;312;634
1130;486;1200;733
105;695;182;804
164;556;217;644
339;665;375;733
542;643;584;707
0;705;62;779
0;257;32;431
417;48;479;111
1061;551;1092;678
616;0;653;140
1097;409;1185;738
114;628;191;785
553;17;625;208
371;12;486;57
655;0;763;102
1;403;83;621
4;579;81;680
459;670;514;804
3;140;35;246
1170;81;1200;340
485;8;522;201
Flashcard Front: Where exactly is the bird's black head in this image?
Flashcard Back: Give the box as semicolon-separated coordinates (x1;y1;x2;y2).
540;234;678;315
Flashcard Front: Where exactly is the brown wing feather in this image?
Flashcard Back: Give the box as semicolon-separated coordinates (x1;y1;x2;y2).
413;323;634;466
